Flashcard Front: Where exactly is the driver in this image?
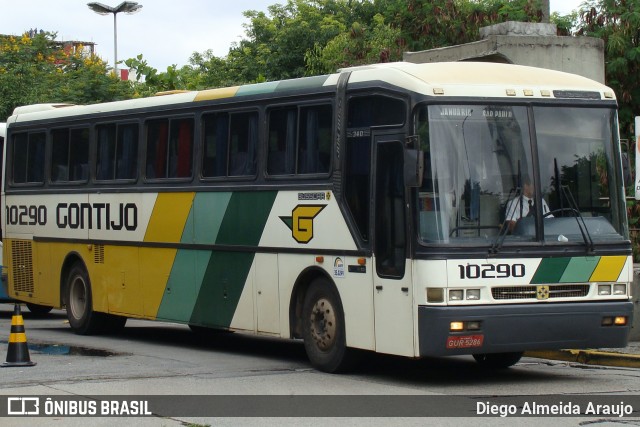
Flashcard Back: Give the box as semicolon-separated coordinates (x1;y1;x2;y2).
504;177;552;231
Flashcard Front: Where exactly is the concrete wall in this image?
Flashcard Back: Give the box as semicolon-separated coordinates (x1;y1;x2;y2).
404;22;605;83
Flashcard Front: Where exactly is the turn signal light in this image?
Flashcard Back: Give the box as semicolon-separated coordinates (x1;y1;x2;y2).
450;322;465;332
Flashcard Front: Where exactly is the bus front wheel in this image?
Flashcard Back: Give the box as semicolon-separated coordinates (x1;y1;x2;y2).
473;352;523;369
65;262;102;335
302;278;354;373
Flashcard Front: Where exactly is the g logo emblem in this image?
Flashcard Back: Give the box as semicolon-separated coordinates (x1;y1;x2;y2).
280;205;326;244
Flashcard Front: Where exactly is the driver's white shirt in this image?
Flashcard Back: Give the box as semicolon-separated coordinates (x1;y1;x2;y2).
505;195;551;222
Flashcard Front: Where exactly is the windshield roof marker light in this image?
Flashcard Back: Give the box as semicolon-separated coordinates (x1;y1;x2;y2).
524;89;534;96
433;88;444;95
506;89;516;96
541;90;551;97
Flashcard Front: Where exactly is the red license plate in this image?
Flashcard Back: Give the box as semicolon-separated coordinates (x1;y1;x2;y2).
446;335;484;349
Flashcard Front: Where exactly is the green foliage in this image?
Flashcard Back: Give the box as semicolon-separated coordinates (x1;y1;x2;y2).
575;0;640;141
0;32;132;121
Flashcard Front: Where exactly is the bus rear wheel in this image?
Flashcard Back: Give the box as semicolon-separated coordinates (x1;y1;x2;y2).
302;278;355;373
473;352;523;369
65;262;103;335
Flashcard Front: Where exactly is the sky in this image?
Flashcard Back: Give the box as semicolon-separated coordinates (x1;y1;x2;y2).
2;0;586;72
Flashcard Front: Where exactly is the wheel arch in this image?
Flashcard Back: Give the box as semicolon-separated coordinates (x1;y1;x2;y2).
289;266;338;339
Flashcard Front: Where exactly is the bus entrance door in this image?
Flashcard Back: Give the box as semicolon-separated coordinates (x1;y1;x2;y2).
372;135;415;357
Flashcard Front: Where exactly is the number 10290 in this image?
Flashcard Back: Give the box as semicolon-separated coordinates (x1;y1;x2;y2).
458;263;525;279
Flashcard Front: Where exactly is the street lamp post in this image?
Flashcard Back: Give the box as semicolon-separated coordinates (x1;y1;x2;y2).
87;1;142;78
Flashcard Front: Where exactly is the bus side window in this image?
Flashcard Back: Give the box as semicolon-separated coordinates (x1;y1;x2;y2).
229;112;258;177
267;108;296;175
202;113;229;178
298;104;331;174
51;128;89;183
169;118;193;178
116;124;139;180
146;119;167;179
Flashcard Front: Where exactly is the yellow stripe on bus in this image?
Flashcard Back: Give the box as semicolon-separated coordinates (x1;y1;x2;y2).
194;86;240;102
144;193;195;243
589;256;627;282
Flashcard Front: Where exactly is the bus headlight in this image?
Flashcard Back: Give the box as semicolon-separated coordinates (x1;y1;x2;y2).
466;289;481;300
449;290;464;301
598;284;611;296
613;284;627;295
427;288;444;303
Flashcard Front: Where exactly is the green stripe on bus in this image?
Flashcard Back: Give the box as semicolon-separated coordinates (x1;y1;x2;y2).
559;256;600;283
182;192;233;245
236;81;280;97
189;191;278;327
215;191;278;246
530;257;571;284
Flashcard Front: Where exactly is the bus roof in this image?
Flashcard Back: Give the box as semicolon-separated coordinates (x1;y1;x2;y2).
7;61;615;125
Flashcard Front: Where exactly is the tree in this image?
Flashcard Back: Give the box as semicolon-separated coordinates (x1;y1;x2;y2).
305;14;403;75
124;0;549;93
575;0;640;141
0;31;132;121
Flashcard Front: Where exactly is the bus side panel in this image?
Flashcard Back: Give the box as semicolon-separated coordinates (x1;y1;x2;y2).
140;247;178;319
32;241;54;306
276;253;376;351
103;245;141;316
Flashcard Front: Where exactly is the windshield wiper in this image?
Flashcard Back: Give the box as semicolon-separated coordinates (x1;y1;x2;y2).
489;185;520;256
553;158;594;253
558;184;595;254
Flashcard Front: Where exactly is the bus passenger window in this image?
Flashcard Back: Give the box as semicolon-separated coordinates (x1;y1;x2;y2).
146;118;193;179
267;108;296;175
116;124;139;180
298;105;331;174
12;132;45;184
51;127;89;182
97;123;138;181
229;112;257;177
202;113;229;178
267;104;331;176
169;118;193;178
146;119;168;179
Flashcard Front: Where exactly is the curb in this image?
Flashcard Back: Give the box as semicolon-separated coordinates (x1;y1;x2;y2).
525;349;640;369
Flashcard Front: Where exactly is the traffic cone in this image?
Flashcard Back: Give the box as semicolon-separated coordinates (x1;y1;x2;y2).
2;304;36;367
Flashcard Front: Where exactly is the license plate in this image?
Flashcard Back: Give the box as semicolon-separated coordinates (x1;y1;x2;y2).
446;335;484;349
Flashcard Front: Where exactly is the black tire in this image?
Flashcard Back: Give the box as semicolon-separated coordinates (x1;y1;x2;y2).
65;262;103;335
25;303;53;315
302;278;355;373
473;352;523;369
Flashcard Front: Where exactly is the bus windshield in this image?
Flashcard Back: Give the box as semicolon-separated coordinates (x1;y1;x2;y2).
415;104;626;247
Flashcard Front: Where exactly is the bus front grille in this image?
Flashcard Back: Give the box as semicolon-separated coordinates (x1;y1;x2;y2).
11;240;34;293
492;284;590;300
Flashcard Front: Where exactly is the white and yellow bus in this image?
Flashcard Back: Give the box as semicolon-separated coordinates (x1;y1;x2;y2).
2;62;633;372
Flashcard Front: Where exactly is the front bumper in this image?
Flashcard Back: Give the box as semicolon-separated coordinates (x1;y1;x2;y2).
418;301;633;357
